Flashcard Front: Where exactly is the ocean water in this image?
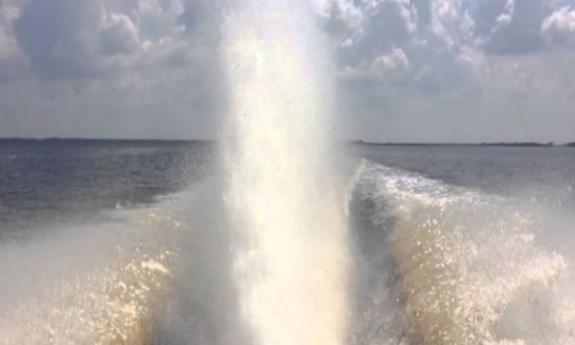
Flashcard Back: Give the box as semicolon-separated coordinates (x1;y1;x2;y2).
1;140;574;344
0;140;212;238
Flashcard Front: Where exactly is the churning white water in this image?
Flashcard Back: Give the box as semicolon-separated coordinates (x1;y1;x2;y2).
221;2;349;345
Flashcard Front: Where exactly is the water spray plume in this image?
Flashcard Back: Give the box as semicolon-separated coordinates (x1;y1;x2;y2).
221;2;350;345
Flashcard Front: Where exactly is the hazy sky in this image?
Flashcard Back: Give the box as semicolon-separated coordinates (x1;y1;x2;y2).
0;0;574;142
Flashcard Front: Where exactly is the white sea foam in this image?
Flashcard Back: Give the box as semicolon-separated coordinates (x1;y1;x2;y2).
348;159;575;345
0;204;182;345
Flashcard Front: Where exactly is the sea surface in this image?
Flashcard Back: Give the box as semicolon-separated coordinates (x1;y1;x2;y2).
0;140;212;239
0;139;574;345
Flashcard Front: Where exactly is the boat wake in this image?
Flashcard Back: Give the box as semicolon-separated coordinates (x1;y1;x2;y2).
0;205;180;344
0;160;574;345
347;159;575;345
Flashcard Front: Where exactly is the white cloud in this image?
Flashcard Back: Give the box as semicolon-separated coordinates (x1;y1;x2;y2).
0;0;222;138
542;6;575;46
371;47;410;75
0;0;575;141
322;0;575;142
483;0;551;54
0;2;20;59
495;0;514;27
100;13;141;55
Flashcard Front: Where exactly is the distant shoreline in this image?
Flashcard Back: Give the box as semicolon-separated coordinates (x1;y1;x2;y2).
0;138;212;145
0;138;573;147
350;140;575;147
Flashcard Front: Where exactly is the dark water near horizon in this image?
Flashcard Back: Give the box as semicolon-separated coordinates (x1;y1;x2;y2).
0;140;213;237
1;140;574;344
1;140;574;240
2;141;573;228
348;144;575;208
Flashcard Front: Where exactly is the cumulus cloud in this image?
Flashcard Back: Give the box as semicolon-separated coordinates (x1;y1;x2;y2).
483;0;550;55
326;0;418;69
100;13;141;56
320;0;575;142
0;0;24;82
0;1;19;59
10;0;220;78
324;0;481;92
0;0;223;138
0;0;574;141
371;48;410;75
13;0;107;78
542;6;575;46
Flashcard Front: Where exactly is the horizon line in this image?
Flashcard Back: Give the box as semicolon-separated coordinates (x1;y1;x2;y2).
0;137;573;146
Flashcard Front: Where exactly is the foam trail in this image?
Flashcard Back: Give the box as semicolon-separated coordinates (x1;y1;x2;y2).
349;160;575;345
0;206;182;345
221;2;349;345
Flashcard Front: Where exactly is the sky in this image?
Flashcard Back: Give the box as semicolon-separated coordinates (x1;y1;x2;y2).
0;0;574;142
